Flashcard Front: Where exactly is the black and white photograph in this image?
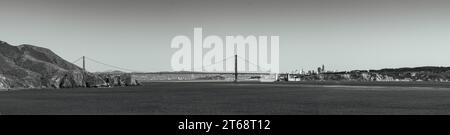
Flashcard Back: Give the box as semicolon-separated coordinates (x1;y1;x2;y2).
1;0;450;133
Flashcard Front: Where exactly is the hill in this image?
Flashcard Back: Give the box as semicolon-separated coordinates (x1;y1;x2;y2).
0;40;105;89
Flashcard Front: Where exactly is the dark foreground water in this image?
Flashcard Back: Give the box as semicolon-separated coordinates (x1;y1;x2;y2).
1;82;450;115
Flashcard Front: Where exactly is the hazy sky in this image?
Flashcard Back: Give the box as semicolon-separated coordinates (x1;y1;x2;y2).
1;0;450;72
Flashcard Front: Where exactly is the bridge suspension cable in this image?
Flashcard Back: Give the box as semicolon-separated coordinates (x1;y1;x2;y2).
84;56;142;73
70;55;271;73
236;56;272;73
191;56;235;72
71;56;83;64
71;56;143;73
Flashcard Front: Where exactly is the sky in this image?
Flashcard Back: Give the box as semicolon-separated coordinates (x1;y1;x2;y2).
1;0;450;72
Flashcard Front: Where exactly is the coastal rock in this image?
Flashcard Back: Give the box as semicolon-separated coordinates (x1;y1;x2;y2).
97;73;141;87
0;74;9;89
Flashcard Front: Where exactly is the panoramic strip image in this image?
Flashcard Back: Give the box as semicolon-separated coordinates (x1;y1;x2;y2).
2;0;450;117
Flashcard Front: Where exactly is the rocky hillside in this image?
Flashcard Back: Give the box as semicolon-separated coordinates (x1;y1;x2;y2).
0;40;105;89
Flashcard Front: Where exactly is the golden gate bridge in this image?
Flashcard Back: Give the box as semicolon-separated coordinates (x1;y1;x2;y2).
71;55;275;82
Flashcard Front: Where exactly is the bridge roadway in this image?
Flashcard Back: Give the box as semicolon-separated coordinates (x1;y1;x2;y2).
130;72;276;82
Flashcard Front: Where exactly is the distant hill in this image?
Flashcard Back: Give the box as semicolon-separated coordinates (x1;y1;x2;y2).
0;40;105;89
372;66;450;73
95;70;126;74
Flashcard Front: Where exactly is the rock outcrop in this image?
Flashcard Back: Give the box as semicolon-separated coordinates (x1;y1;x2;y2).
97;73;141;87
0;40;105;89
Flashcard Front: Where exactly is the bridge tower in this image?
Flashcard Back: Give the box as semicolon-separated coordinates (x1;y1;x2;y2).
82;56;86;71
234;54;238;83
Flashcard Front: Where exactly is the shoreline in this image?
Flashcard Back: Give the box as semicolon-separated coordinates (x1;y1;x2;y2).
4;80;450;91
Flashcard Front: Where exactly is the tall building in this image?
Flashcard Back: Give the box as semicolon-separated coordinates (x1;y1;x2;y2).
322;65;325;73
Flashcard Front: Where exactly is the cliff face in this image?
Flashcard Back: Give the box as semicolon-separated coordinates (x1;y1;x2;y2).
0;40;105;89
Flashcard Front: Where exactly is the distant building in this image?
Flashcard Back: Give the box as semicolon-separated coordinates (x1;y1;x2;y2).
317;65;326;74
322;65;325;73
